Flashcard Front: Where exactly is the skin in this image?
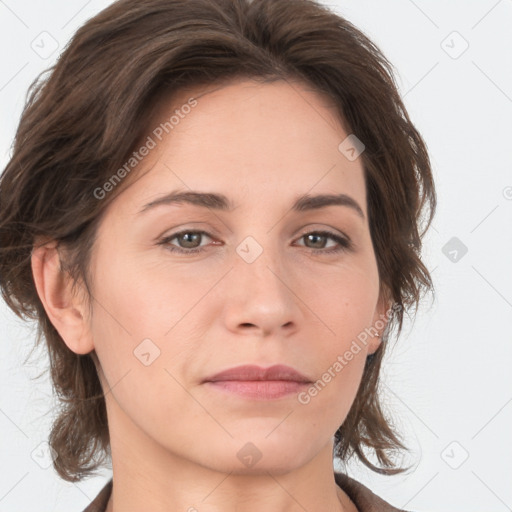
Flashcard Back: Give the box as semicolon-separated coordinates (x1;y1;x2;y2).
32;78;391;512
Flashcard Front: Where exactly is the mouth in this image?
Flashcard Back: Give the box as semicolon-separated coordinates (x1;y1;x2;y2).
202;364;312;400
203;364;312;383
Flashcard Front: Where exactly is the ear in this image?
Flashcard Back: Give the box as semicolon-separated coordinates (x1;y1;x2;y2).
367;288;394;355
31;239;94;355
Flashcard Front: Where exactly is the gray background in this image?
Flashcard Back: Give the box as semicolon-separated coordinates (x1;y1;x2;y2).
1;0;511;510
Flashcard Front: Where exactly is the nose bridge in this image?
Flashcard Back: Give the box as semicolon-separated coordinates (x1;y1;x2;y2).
235;233;287;297
221;232;300;335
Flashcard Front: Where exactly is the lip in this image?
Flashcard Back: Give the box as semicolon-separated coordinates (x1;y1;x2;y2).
205;380;310;399
203;364;312;384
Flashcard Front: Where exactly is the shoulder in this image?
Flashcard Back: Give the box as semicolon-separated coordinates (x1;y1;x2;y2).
334;472;413;512
81;478;112;512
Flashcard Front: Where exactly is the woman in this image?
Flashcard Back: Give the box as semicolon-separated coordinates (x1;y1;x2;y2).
0;0;436;510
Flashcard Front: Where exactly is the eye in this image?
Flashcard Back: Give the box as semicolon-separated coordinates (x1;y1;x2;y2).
158;230;216;254
158;229;352;255
294;230;353;254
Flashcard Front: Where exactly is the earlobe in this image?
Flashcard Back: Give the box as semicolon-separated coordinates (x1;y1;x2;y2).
31;240;94;355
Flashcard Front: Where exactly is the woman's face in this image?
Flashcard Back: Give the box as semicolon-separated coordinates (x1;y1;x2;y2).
84;78;389;474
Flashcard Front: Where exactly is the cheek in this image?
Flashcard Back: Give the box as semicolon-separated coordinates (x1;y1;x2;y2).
90;293;198;435
92;242;215;340
286;261;378;420
297;257;380;340
88;249;210;410
289;346;368;447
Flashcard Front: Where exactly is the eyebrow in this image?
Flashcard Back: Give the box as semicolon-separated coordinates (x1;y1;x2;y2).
138;190;365;220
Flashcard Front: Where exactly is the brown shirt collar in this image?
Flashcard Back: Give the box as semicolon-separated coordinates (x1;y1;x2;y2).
334;472;411;511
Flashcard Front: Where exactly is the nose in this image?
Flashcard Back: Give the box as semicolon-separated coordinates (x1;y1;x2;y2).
220;241;302;338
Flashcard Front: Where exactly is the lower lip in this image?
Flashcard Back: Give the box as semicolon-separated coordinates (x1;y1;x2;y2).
205;380;310;399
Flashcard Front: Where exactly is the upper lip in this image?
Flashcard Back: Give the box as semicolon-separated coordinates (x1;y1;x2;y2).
203;364;312;383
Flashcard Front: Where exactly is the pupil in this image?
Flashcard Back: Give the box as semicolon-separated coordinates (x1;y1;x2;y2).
181;233;199;247
308;234;325;248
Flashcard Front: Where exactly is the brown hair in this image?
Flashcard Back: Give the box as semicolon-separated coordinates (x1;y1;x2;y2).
0;0;436;482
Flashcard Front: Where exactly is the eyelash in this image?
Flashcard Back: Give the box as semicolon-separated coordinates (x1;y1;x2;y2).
158;229;353;255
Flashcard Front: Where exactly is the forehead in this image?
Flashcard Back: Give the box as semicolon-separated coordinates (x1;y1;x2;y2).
165;77;349;144
105;78;367;218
